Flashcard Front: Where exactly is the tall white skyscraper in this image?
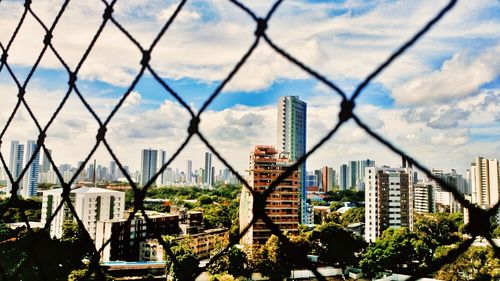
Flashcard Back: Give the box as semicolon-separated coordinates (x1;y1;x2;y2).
156;150;167;186
470;157;499;207
204;152;213;187
22;140;40;197
470;157;499;222
7;140;24;196
141;148;158;187
187;160;193;184
277;96;307;223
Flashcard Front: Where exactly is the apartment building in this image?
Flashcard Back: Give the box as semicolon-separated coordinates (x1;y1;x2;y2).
413;183;435;214
240;145;299;245
365;166;413;243
41;186;125;240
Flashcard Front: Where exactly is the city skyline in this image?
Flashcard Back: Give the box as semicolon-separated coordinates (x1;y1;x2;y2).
0;1;498;181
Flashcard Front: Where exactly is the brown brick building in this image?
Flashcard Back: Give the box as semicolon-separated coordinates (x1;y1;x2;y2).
240;145;300;245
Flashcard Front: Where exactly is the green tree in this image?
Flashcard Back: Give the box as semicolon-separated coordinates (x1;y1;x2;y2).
435;246;500;280
207;245;250;278
255;235;292;281
491;224;500;238
197;194;215;205
341;207;364;226
60;221;96;260
0;223;18;241
360;227;426;277
67;266;113;281
286;232;312;269
0;228;93;280
203;204;232;229
311;222;365;267
329;201;343;211
360;212;465;277
324;211;342;224
165;239;199;281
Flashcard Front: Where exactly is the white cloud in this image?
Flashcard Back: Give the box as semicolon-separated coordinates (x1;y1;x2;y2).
1;0;499;95
393;45;500;105
0;0;499;180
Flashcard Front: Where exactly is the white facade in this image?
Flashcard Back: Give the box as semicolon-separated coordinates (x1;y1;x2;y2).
470;157;500;223
7;140;24;196
156;150;167;186
414;183;434;214
41;186;125;240
204;152;213;187
140;148;158;187
365;166;413;243
471;157;499;208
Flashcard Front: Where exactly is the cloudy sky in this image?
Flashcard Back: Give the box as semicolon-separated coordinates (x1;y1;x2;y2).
0;0;499;178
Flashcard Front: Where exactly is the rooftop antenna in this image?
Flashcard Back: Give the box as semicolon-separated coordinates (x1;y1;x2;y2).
93;159;96;187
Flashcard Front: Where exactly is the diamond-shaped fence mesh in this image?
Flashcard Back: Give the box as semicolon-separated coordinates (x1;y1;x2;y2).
0;0;498;280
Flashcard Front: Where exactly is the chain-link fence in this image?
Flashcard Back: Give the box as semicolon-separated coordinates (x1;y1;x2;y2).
0;0;499;280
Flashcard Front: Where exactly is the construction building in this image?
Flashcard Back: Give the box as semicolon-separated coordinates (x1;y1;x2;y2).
240;145;300;245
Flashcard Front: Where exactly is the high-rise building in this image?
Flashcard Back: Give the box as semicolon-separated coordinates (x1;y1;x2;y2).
470;157;499;208
430;168;466;213
204;152;213;187
41;148;52;173
156;150;167;186
22;140;40;197
240;145;299;245
277;96;307;224
414;183;435;214
306;171;318;188
470;157;499;222
109;161;117;181
7;140;24;196
41;186;124;240
349;161;358;190
356;159;375;191
314;169;322;190
187;160;193;184
339;164;349;191
365;165;413;243
321;166;335;192
141;148;158;187
332;169;338;187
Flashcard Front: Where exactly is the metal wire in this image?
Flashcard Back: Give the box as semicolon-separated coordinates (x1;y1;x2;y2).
0;0;498;280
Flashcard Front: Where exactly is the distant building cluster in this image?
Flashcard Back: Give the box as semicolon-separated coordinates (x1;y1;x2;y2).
307;159;376;192
0;140;240;198
139;149;239;188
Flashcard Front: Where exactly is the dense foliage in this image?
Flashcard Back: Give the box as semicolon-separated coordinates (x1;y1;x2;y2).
360;212;465;277
0;227;103;281
0;197;42;223
164;238;199;281
310;222;365;267
435;246;500;280
323;190;364;203
207;245;250;278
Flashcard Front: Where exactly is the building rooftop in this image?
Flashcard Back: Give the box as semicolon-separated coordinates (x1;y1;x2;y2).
41;186;124;195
